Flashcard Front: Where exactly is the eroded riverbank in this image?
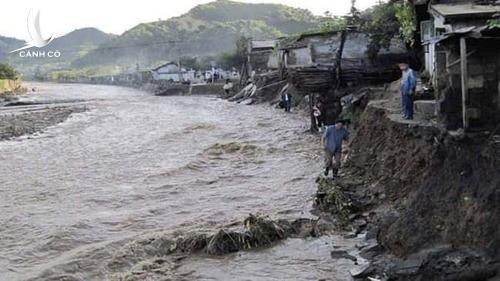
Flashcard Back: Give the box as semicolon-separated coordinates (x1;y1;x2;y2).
0;83;364;280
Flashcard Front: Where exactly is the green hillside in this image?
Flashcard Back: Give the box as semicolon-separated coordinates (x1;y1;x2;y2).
74;0;320;68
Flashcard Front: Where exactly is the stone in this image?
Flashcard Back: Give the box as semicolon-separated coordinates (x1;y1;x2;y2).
330;250;357;262
393;257;424;275
365;225;380;240
313;218;335;235
350;263;373;278
414;100;437;118
359;241;383;259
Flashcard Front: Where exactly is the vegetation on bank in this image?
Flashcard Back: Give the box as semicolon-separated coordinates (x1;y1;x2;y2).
0;63;19;80
44;65;123;81
0;64;24;95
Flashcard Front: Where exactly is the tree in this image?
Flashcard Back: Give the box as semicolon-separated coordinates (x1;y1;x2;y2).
360;2;399;60
319;11;346;32
358;0;416;60
179;56;200;69
0;64;19;80
395;1;417;46
216;36;249;69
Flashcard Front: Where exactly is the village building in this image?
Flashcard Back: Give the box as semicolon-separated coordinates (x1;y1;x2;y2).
247;39;279;74
151;62;196;83
276;30;410;127
415;0;500;129
278;30;409;90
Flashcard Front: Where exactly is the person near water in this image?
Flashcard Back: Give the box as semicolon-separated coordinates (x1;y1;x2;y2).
223;79;233;95
205;71;212;83
281;90;292;112
313;101;323;131
322;120;349;177
399;62;417;120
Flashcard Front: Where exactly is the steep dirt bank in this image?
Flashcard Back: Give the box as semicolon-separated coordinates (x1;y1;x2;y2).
341;100;500;279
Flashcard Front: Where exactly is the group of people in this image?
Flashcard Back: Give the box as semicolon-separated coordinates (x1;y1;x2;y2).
321;62;417;178
237;62;416;179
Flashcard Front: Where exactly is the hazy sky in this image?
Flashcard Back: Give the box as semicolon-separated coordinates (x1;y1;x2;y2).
0;0;381;40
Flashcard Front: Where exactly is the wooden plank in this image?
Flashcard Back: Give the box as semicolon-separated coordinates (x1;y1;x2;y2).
460;37;469;130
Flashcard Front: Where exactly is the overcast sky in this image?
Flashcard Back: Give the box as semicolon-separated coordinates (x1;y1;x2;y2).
0;0;381;40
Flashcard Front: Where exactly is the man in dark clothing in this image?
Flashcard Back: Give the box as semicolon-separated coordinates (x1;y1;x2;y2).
281;91;291;112
322;120;349;177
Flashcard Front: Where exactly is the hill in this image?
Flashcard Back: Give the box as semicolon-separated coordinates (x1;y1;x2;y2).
0;35;24;61
74;0;321;68
0;28;115;77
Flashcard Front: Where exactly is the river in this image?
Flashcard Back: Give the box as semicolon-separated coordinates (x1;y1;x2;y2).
0;83;359;280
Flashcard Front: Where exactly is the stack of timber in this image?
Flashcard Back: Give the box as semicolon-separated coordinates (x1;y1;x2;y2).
288;67;336;92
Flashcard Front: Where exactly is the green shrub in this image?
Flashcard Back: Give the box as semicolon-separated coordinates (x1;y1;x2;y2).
0;64;19;80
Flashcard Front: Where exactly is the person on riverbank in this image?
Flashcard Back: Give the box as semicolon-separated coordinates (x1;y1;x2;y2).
399;62;417;120
223;79;233;95
280;89;291;112
322;120;349;177
313;101;323;131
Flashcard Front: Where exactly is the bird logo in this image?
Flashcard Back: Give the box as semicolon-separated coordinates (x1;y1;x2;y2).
10;9;55;53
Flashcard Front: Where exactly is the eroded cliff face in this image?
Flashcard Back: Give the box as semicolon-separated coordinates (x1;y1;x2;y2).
345;102;500;279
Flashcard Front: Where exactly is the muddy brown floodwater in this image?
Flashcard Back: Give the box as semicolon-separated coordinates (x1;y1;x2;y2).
0;83;359;281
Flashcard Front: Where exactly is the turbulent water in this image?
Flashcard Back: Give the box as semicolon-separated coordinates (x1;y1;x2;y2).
0;83;358;280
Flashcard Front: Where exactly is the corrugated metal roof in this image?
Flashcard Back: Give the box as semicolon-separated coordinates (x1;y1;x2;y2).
251;40;276;50
151;61;177;71
435;25;500;43
430;3;500;17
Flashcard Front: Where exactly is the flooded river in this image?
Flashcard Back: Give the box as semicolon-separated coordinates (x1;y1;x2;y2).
0;83;358;280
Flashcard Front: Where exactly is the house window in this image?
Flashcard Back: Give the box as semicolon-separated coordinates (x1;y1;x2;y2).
421;20;435;42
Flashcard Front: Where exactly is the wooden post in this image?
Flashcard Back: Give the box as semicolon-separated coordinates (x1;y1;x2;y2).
310;93;317;133
460;37;469;130
335;30;347;89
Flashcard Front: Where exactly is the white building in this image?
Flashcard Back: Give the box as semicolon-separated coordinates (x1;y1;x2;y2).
151;62;195;82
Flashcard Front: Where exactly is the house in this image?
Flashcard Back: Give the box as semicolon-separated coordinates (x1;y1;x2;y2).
151;62;195;82
277;30;409;91
247;40;278;73
415;0;500;129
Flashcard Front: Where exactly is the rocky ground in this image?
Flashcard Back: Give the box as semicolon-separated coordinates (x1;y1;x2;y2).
0;106;87;141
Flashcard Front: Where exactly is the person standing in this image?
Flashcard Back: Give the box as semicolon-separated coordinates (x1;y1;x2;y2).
313;101;323;131
223;79;233;95
399;62;417;120
281;91;291;112
322;120;349;177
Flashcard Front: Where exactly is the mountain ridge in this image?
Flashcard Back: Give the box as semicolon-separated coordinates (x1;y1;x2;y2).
73;0;322;68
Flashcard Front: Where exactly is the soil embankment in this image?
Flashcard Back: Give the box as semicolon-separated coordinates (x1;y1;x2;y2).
333;95;500;280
